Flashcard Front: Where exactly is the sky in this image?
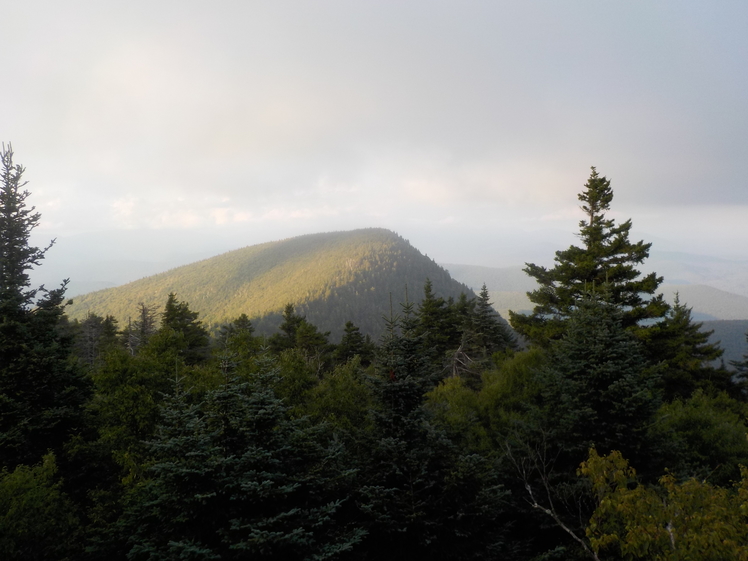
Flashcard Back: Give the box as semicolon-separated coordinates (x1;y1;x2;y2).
2;1;747;284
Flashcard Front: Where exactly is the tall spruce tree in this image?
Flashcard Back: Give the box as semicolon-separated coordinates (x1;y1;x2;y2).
510;168;669;345
0;144;89;469
470;284;516;357
639;295;733;401
538;293;661;465
158;293;210;365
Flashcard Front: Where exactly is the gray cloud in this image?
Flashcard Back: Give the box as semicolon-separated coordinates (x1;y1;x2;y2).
4;0;748;268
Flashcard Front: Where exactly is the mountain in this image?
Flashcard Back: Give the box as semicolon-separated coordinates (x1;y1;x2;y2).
66;228;475;341
658;284;748;321
703;320;748;368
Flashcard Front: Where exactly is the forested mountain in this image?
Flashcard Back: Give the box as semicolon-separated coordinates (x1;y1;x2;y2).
66;228;475;340
704;320;748;366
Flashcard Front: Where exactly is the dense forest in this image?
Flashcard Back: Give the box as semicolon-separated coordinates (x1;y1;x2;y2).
4;147;748;560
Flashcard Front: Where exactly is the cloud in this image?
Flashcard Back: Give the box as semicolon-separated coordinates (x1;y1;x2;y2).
1;0;747;266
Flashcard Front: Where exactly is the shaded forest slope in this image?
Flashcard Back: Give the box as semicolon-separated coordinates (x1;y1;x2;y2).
67;228;475;340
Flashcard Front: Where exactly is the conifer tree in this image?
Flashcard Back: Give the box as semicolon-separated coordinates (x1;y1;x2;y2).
730;330;748;386
510;168;669;345
539;292;661;466
158;293;210;364
470;284;516;357
639;295;733;401
0;144;89;469
124;303;157;355
356;304;509;559
121;358;363;560
335;320;375;366
415;279;461;362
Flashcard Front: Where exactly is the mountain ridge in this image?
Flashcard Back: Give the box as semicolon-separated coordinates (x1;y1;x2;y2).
66;228;476;341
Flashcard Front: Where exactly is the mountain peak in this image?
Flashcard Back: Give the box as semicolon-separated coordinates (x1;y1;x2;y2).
66;228;474;340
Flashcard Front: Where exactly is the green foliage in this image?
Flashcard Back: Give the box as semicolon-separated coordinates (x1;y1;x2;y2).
731;327;748;384
160;292;210;364
640;295;733;401
510;168;669;346
334;320;375;366
269;304;335;377
89;346;181;483
121;359;364;560
305;356;376;439
216;313;262;362
415;278;462;363
122;303;158;354
69;312;120;369
580;448;748;560
648;391;748;486
0;453;81;561
469;284;517;358
0;145;90;470
538;293;661;465
273;348;320;415
356;304;510;559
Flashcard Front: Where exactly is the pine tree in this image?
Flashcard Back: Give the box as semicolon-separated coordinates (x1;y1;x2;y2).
470;284;516;358
0;144;89;470
334;320;375;366
159;293;210;364
639;295;733;401
510;168;669;345
124;303;157;355
539;292;661;465
268;304;304;353
415;279;461;363
355;304;509;559
72;312;120;368
730;330;748;387
121;358;364;560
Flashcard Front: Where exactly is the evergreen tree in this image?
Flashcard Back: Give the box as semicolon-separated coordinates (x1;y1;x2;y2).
415;279;462;363
538;292;661;467
121;358;363;560
0;144;89;469
502;293;662;558
159;293;210;364
730;329;748;387
269;304;334;373
355;304;509;559
0;453;82;560
334;320;375;366
639;295;732;401
510;168;669;345
217;313;260;362
469;284;516;358
268;303;305;354
72;312;120;368
124;303;157;355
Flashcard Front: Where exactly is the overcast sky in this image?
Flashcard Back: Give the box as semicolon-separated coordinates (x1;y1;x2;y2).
3;1;747;275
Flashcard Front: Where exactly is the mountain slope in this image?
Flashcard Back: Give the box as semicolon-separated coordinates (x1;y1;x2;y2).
66;228;475;340
703;320;748;368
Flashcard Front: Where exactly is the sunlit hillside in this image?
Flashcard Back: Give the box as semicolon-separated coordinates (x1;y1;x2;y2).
66;228;475;340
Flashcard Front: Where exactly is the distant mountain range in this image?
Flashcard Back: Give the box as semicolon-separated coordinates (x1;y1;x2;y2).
66;228;475;341
443;263;748;366
443;263;748;321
